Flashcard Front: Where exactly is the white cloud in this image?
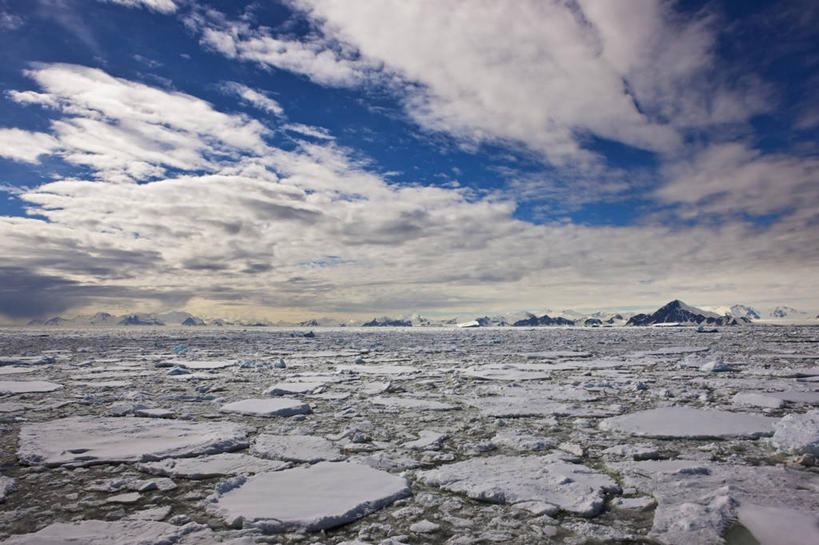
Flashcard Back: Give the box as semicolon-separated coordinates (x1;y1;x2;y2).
1;65;817;320
658;143;819;218
100;0;176;14
0;128;60;163
10;64;270;181
220;81;284;117
189;12;374;88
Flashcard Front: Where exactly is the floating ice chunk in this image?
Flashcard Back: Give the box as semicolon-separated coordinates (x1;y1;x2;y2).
206;462;410;532
610;496;656;511
458;365;552;381
220;398;311;417
417;454;620;517
732;392;785;409
264;381;326;396
645;347;710;356
134;408;174;418
0;367;36;375
107;492;141;503
698;359;733;372
167;367;191;376
336;364;419;376
771;410;819;455
172;360;237;370
137;452;289;479
599;406;777;439
403;430;447;450
491;430;554;452
18;416;250;466
251;434;343;463
770;391;819;405
0;476;14;502
370;396;457;411
1;520;255;544
409;520;440;533
0;402;26;413
0;380;62;394
470;396;612;418
358;451;421;471
601;443;661;460
523;351;593;359
736;504;819;545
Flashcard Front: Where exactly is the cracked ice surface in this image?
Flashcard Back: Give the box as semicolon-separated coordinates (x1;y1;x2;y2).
18;416;250;466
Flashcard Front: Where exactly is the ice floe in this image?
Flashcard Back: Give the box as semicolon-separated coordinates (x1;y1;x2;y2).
599;406;777;439
771;409;819;455
250;434;343;462
206;462;410;532
18;416;250;466
417;454;620;517
0;380;62;394
219;398;311;417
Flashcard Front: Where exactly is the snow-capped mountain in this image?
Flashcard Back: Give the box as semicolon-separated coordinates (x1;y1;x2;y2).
769;306;808;319
627;300;742;326
729;305;761;320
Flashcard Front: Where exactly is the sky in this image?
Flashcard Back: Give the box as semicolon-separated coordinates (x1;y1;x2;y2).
0;0;817;323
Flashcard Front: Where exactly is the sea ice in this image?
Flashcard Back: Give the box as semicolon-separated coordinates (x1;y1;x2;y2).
1;520;255;544
599;406;777;439
250;434;343;463
264;381;326;396
370;396;457;411
770;390;819;405
417;454;620;517
18;416;250;466
219;398;311;417
771;410;819;455
0;476;14;502
732;392;785;409
136;453;289;479
0;380;62;394
402;430;447;450
206;462;410;532
736;504;819;545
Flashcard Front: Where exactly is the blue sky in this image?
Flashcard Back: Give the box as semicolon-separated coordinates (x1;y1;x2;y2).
0;0;817;322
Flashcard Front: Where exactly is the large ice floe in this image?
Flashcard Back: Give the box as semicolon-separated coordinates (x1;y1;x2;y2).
206;462;410;532
1;520;255;544
135;453;288;479
0;380;62;394
17;416;250;466
417;453;620;517
219;398;311;417
599;406;777;438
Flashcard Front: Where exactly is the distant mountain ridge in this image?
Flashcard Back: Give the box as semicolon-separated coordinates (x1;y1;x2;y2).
626;300;744;326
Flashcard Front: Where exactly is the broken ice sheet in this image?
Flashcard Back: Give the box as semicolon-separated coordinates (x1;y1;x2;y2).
206;462;410;532
136;453;289;479
18;416;250;466
370;395;457;411
1;520;255;544
417;453;620;517
607;458;819;545
599;406;777;439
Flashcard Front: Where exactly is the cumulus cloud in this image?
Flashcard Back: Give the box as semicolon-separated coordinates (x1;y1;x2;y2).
0;128;60;163
100;0;176;14
9;64;269;181
220;81;284;117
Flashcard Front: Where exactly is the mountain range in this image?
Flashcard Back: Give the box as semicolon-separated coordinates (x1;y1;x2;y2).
24;300;816;328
